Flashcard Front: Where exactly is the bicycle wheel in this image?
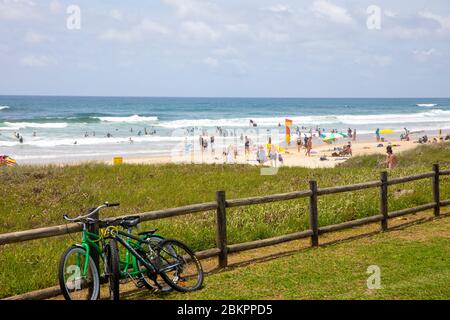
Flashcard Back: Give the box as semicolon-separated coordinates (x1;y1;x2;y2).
156;239;203;292
59;246;100;300
136;235;171;292
105;239;120;300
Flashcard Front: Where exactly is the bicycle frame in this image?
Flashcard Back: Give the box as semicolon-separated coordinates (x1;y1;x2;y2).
78;225;102;278
114;230;182;275
75;222;176;282
116;230;162;278
76;225;162;277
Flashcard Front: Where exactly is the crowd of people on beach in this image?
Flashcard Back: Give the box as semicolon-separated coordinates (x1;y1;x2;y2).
3;120;449;170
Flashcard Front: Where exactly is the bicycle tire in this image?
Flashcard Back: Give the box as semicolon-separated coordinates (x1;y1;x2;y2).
136;235;171;292
58;245;100;300
106;239;120;300
156;239;204;292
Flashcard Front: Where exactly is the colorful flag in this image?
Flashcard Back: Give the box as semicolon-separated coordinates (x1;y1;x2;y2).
285;119;293;145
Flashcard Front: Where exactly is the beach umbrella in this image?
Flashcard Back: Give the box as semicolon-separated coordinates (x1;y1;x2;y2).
322;132;347;142
380;129;395;134
0;156;17;167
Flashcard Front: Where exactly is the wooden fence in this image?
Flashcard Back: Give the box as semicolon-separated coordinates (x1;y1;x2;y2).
1;164;450;299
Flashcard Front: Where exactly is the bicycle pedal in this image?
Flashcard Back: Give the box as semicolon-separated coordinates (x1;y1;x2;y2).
136;279;146;289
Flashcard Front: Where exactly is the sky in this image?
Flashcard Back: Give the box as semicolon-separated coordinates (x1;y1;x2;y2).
1;0;450;97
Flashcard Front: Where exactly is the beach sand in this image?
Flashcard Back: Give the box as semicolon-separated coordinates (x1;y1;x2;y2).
120;137;424;169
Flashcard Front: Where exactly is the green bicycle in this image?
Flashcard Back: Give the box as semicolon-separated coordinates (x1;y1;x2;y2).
58;202;204;300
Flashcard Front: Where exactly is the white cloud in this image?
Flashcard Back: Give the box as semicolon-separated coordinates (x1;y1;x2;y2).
354;54;392;67
181;21;219;42
262;4;292;14
101;19;169;43
0;0;38;20
163;0;219;20
384;10;397;18
259;30;290;42
225;24;249;34
419;11;450;29
413;48;437;62
212;47;239;58
203;57;219;68
110;9;123;21
24;31;50;44
49;0;62;14
387;26;429;40
311;0;354;25
19;55;57;67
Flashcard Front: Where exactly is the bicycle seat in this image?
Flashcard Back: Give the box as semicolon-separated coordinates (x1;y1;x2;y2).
119;217;140;228
138;229;158;236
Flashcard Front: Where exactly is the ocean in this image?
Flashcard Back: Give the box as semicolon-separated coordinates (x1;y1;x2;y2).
1;96;450;164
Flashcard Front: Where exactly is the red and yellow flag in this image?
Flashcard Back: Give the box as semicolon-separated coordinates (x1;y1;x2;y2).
285;119;293;145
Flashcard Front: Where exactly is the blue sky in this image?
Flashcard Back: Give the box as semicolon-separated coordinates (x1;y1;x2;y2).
1;0;449;97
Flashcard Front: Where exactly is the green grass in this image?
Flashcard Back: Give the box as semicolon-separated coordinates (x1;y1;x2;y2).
0;143;449;298
140;217;450;300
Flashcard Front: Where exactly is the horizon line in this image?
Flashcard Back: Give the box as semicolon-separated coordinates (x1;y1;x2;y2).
1;94;450;99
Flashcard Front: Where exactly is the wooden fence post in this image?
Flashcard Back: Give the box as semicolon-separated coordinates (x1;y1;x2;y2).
309;181;319;247
432;164;440;217
380;171;389;231
216;191;228;268
87;209;100;297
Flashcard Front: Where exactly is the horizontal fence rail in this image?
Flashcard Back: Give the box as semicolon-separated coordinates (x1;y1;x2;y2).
1;164;450;300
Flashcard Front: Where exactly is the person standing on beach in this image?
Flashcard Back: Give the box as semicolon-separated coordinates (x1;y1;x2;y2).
386;146;398;169
297;135;302;152
269;144;277;167
353;129;356;141
376;128;380;142
305;137;312;157
244;136;250;159
210;136;215;154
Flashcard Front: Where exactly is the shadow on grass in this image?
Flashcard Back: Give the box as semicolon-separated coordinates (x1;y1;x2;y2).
120;211;449;300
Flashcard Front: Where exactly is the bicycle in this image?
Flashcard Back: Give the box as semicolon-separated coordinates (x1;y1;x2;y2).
59;203;204;300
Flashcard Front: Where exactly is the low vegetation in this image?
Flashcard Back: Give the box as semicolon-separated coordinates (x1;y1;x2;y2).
0;143;449;298
138;216;450;300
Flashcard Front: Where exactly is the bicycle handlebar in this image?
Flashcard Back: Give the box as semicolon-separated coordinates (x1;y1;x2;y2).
106;203;120;208
63;202;120;222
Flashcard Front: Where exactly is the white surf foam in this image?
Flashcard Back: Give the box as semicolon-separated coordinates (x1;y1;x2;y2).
156;110;450;129
0;135;186;147
0;105;10;110
417;103;437;107
3;122;68;129
94;115;159;123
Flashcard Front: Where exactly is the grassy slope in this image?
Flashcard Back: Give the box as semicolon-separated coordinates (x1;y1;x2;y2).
142;216;450;300
0;143;449;298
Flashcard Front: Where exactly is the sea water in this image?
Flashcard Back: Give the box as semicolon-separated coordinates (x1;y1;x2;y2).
1;96;449;164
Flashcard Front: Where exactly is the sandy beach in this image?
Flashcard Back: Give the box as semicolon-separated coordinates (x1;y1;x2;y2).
121;136;430;168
